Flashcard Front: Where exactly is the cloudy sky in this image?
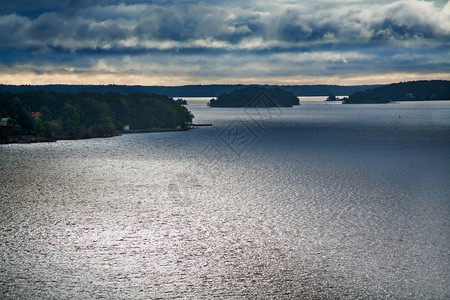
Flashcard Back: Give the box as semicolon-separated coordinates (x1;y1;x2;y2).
0;0;449;85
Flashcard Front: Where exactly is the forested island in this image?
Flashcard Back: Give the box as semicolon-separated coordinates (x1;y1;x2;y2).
343;80;450;104
209;87;300;107
0;91;193;144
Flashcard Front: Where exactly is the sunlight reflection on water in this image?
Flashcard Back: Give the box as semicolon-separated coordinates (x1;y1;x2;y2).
1;100;449;298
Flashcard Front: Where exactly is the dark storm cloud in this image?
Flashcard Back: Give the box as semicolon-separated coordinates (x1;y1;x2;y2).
0;0;449;83
1;0;448;51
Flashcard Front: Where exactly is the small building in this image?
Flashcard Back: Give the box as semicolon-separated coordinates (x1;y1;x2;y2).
123;125;130;131
0;117;9;126
31;111;42;119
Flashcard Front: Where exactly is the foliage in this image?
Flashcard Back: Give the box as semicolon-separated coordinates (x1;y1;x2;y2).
209;87;300;107
344;80;450;104
0;91;194;141
0;84;382;97
33;119;50;137
175;98;187;105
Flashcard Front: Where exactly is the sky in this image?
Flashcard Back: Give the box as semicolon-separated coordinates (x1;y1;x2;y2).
0;0;449;86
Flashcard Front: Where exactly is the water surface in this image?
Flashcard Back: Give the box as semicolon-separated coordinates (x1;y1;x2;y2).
1;99;449;298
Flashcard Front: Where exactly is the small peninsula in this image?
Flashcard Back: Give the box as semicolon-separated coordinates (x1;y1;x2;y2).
209;87;300;107
343;80;450;104
0;91;194;144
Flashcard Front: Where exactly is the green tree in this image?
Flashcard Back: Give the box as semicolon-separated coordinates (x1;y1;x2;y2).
8;96;35;132
60;103;80;135
95;115;116;135
0;105;7;118
1;90;195;141
40;106;53;121
33;119;50;137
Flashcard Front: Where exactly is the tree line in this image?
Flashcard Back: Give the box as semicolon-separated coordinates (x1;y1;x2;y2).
0;84;381;97
0;91;194;142
343;80;450;104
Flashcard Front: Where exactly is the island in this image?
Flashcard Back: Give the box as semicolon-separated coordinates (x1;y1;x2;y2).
343;80;450;104
0;91;194;144
208;87;300;107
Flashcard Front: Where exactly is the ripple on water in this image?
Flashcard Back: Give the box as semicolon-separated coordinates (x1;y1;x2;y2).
1;102;449;298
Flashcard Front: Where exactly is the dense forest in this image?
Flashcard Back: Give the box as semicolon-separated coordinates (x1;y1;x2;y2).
0;91;193;143
0;84;380;97
209;87;300;107
343;80;450;104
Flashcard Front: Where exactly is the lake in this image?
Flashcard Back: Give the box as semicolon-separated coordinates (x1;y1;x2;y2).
1;98;449;299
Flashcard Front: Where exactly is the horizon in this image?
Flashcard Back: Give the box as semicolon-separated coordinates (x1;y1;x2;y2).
0;79;448;88
1;1;449;86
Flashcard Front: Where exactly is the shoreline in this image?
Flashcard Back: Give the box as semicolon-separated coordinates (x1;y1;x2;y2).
0;133;119;145
117;127;189;134
0;127;192;145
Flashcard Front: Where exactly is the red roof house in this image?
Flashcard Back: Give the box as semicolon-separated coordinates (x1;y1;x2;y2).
31;111;42;119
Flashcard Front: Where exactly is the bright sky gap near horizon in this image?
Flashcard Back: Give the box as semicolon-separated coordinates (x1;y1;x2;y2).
0;0;449;86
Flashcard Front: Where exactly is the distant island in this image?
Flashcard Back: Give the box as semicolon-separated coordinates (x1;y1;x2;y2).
0;84;380;97
209;87;300;107
0;91;193;144
343;80;450;104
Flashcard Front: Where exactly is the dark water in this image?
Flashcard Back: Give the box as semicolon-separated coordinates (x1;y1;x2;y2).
1;99;449;299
